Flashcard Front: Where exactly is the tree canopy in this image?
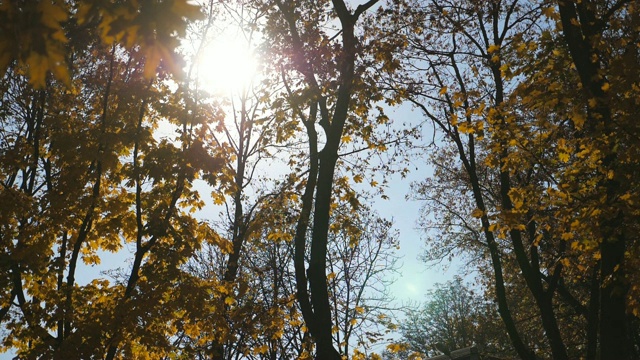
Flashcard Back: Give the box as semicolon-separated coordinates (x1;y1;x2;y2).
1;0;639;359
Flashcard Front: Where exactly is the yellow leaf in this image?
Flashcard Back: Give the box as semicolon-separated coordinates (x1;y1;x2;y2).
542;7;556;18
77;3;92;25
487;44;500;53
387;343;407;353
458;122;474;134
559;152;570;162
439;86;447;96
353;174;363;183
471;208;484;218
51;29;68;43
450;113;458;126
38;1;68;29
601;82;610;92
26;53;48;88
125;25;141;48
499;63;510;76
508;189;525;210
620;193;633;205
561;232;574;240
571;112;585;129
143;43;171;79
224;296;236;305
49;52;71;86
570;220;580;230
254;344;269;354
212;192;225;205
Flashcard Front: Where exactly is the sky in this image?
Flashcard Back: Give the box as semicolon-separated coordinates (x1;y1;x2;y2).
183;13;462;304
369;104;458;304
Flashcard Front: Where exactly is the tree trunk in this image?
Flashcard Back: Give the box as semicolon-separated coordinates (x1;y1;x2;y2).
276;0;379;358
556;2;629;358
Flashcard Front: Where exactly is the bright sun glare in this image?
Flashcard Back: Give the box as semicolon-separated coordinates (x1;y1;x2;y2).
196;34;259;95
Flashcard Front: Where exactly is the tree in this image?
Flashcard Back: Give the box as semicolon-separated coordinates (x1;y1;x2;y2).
380;1;568;358
258;0;392;357
553;1;639;358
325;205;400;357
1;1;410;358
387;278;513;359
5;0;636;359
185;188;401;359
380;0;640;358
184;190;311;360
177;1;293;358
0;2;230;358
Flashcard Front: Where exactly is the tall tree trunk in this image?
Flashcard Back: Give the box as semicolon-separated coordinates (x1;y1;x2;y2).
275;0;379;357
557;2;630;358
457;134;536;360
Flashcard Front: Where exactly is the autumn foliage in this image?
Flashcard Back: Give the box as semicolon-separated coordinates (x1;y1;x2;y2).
1;0;639;359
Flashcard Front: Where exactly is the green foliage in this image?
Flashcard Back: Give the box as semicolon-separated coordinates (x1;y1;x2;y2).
388;278;513;359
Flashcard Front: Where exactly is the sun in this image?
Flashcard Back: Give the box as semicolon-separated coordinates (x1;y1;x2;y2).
195;33;259;95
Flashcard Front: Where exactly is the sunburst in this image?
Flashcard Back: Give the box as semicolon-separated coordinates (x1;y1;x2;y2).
195;33;258;95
